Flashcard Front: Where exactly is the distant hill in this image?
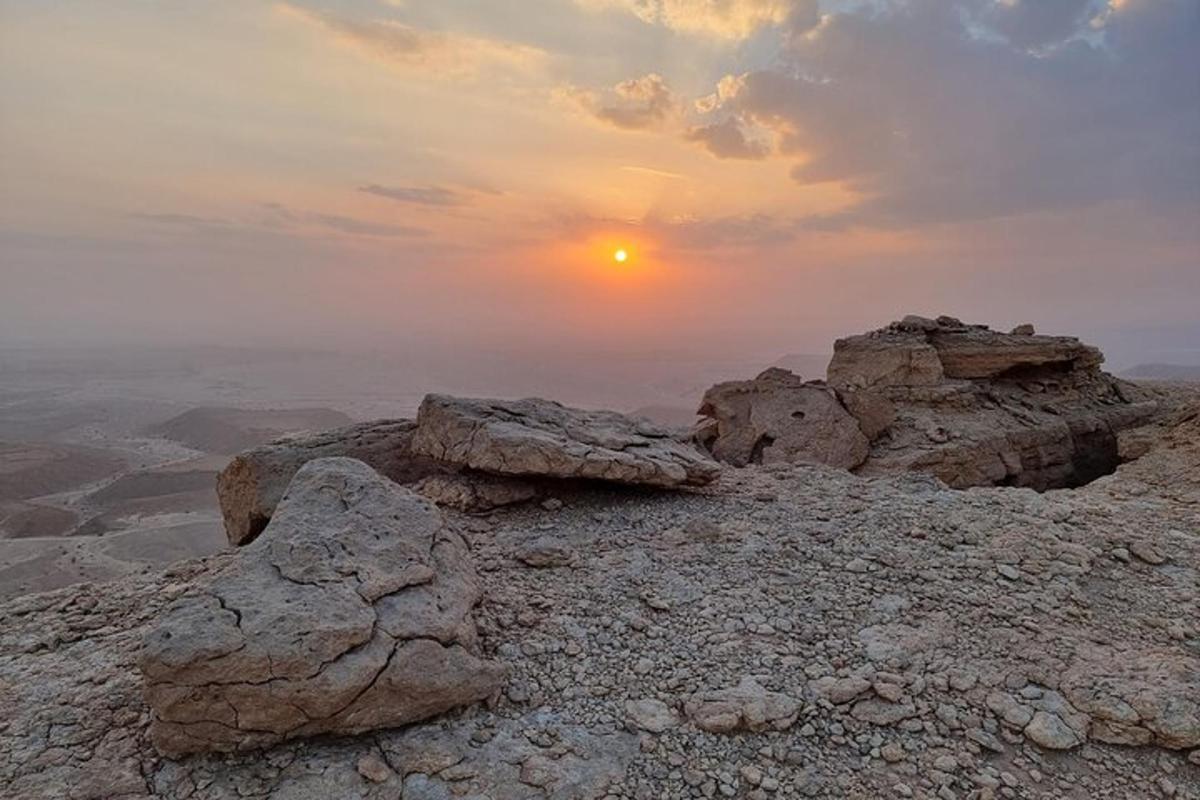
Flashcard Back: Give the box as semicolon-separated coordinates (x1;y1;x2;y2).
0;442;127;503
629;404;700;429
146;407;353;454
1122;364;1200;382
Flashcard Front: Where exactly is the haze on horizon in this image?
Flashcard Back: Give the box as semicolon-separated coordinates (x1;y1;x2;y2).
1;0;1197;368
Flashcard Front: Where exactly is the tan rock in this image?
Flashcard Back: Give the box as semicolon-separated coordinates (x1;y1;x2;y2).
412;394;720;488
696;368;869;469
216;419;445;546
413;471;540;512
141;458;505;757
684;677;800;733
826;316;1157;489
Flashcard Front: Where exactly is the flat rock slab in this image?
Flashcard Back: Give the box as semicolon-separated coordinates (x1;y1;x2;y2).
216;419;446;546
141;457;504;757
411;394;721;488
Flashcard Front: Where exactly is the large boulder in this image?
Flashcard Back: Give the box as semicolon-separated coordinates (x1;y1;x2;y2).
825;316;1157;489
141;458;505;757
695;368;869;469
216;420;445;545
411;394;720;488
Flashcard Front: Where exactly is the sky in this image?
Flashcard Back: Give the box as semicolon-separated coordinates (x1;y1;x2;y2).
1;0;1197;367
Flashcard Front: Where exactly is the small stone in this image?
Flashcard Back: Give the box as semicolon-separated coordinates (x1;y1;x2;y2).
356;753;393;783
881;742;906;763
1024;711;1083;750
1128;540;1167;565
997;564;1021;581
626;698;680;733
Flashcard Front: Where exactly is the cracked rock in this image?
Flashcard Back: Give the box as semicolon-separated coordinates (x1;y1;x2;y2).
685;677;800;733
140;457;505;756
216;419;445;545
411;394;721;487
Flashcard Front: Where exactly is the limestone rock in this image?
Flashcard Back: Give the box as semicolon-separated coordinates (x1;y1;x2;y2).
141;458;505;757
827;333;944;390
413;471;540;512
513;535;575;568
216;419;445;546
1061;646;1200;749
684;677;800;733
626;698;681;733
1024;711;1084;750
411;394;720;487
825;316;1157;490
695;368;869;469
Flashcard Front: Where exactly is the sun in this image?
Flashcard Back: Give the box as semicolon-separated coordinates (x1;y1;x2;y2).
613;249;629;264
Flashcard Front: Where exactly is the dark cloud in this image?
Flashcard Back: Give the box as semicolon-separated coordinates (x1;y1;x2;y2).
129;212;231;228
263;203;428;238
359;184;464;207
975;0;1099;51
685;116;770;159
690;0;1200;227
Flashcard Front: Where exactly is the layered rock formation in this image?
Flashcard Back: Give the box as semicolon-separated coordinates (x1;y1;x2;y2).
142;458;504;757
217;397;722;543
698;316;1157;490
412;394;721;487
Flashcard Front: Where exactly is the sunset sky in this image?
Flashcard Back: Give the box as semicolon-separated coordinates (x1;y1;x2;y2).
1;0;1197;365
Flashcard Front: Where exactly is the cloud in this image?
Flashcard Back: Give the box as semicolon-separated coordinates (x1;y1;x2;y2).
263;203;427;238
569;73;679;130
975;0;1099;51
577;0;815;40
687;0;1200;227
359;184;464;207
129;212;231;229
277;2;547;79
685;116;770;159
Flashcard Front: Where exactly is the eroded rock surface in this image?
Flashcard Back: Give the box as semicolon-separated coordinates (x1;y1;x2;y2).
412;394;720;487
215;420;444;545
142;457;504;756
2;396;1198;800
831;316;1158;489
696;368;869;468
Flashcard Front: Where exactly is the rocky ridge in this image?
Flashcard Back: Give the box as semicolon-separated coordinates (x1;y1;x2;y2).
698;316;1158;491
1;318;1197;800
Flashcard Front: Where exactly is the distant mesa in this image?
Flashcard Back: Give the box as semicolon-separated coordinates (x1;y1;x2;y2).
146;406;353;455
1121;363;1200;382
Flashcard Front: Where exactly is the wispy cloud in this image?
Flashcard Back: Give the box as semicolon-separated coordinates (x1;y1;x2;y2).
620;165;686;180
263;203;427;238
359;184;464;207
277;2;548;79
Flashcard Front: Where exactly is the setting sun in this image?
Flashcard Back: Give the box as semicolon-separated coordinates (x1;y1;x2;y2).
613;249;628;264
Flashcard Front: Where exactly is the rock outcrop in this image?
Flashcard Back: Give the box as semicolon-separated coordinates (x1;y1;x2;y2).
3;401;1199;798
412;394;721;488
142;458;504;757
830;315;1156;489
695;368;869;469
215;420;445;545
698;316;1157;490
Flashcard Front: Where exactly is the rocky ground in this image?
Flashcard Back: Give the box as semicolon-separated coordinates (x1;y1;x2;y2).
2;402;1197;799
